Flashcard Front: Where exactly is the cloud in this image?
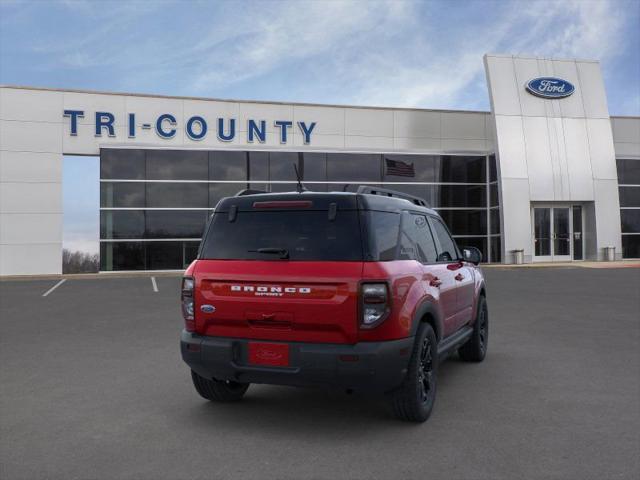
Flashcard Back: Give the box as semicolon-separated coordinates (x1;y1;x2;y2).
3;0;637;113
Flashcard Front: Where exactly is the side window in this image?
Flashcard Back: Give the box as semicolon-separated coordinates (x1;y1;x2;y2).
399;213;438;263
365;211;401;261
413;214;438;263
429;216;459;262
398;214;417;260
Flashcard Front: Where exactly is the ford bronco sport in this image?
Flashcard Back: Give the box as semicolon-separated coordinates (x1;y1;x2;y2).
180;186;488;422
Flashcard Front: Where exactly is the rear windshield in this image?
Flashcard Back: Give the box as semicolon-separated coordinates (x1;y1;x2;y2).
200;210;363;261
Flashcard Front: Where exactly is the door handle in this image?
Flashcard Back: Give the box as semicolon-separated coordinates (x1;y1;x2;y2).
455;273;464;281
429;277;442;287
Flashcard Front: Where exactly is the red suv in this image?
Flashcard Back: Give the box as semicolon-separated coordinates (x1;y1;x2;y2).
180;186;488;422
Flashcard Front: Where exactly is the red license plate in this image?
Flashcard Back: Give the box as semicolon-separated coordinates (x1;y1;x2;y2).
248;342;290;367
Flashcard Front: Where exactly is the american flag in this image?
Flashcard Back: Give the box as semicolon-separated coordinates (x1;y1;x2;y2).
385;158;415;177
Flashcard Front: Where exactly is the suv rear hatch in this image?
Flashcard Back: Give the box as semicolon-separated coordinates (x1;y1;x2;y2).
194;194;364;344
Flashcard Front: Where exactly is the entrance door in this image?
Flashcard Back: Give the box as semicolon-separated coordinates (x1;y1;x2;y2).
532;205;583;262
552;207;571;261
534;207;552;261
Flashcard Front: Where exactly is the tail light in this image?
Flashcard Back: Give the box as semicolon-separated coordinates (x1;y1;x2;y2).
182;276;195;331
360;283;390;329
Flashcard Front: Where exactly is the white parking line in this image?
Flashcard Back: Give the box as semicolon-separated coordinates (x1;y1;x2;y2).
151;276;158;292
42;279;66;297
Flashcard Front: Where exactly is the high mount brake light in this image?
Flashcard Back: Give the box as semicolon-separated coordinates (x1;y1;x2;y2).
181;277;195;332
360;283;390;328
252;200;313;209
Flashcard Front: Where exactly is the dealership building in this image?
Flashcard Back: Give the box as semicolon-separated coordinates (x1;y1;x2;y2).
1;54;639;275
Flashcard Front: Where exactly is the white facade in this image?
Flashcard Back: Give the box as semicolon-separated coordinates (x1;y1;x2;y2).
484;54;634;262
1;53;639;275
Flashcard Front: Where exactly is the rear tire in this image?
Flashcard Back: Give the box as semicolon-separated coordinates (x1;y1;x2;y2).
191;370;249;402
458;295;488;362
389;323;438;423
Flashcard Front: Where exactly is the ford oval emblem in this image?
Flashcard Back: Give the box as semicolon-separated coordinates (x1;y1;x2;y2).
526;77;575;99
200;304;215;313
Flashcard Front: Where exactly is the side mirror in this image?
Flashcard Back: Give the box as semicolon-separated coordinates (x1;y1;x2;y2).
462;246;482;265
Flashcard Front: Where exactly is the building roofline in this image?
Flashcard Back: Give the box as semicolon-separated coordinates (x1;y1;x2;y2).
3;84;638;119
0;84;490;115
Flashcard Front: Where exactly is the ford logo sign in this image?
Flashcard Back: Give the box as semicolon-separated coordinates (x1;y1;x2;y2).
526;77;575;99
200;305;216;313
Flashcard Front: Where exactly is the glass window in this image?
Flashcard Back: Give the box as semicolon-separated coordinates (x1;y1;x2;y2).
201;210;363;261
429;216;459;262
146;150;208;180
100;242;145;270
145;210;208;238
146;242;184;270
100;149;145;179
490;183;499;206
269;183;299;193
490;209;501;234
269;152;300;181
249;151;269;181
185;241;200;266
430;185;486;208
489;155;497;182
622;235;640;258
327;153;381;182
209;183;252;208
436;156;485;183
364;211;400;261
619;187;640;207
400;213;438;263
456;237;487;262
490;236;501;263
436;210;487;236
302;153;327;182
617;159;640;185
621;210;640;233
383;155;438;182
146;183;209;208
100;211;145;239
209;151;248;181
100;182;145;208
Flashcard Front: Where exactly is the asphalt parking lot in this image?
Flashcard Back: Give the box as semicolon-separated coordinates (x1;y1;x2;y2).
1;267;639;480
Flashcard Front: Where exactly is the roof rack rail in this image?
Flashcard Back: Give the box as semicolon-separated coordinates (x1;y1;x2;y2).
356;185;430;207
235;189;267;196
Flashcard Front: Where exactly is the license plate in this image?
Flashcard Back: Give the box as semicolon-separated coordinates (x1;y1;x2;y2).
248;342;289;367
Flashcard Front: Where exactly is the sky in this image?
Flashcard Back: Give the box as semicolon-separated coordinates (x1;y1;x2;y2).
1;0;639;253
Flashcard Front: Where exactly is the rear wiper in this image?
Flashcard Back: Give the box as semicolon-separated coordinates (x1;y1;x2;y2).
248;248;290;259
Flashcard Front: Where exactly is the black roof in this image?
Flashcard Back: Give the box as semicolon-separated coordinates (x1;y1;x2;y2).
214;188;438;216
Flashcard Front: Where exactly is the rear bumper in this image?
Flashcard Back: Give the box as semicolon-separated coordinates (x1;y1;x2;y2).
180;330;413;393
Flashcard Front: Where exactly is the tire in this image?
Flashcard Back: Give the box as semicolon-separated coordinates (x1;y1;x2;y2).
458;295;488;362
190;370;249;402
389;323;438;423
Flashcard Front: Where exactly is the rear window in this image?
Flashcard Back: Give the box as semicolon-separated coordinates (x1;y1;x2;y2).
200;210;363;261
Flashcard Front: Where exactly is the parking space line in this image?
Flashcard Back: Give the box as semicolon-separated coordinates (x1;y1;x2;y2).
151;276;158;292
42;279;66;297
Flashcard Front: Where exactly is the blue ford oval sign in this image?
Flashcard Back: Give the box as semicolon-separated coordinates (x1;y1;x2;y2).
526;77;575;99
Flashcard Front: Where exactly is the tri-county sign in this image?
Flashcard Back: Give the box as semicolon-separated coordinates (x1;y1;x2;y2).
63;110;317;144
525;77;575;99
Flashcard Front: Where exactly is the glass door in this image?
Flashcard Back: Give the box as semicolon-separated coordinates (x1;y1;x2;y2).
534;207;552;261
552;207;571;261
532;205;583;262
